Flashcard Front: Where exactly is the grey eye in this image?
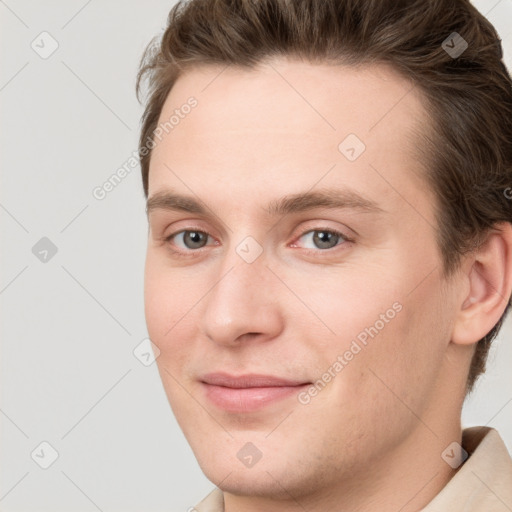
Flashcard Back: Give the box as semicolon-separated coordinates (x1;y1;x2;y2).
299;230;345;250
179;231;209;249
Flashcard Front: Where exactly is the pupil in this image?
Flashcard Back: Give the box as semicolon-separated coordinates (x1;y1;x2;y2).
314;231;337;249
187;231;205;248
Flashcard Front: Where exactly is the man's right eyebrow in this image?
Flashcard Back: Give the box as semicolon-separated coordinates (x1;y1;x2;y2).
146;191;207;215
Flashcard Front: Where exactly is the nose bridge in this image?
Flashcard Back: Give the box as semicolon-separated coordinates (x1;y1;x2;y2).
200;242;281;345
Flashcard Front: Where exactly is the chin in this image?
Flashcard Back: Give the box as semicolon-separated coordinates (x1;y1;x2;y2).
192;435;318;501
203;463;298;500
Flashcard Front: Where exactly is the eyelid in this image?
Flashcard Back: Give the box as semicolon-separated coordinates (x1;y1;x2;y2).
160;218;219;244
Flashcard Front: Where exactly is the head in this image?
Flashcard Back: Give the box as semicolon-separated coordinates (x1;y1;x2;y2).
137;0;512;504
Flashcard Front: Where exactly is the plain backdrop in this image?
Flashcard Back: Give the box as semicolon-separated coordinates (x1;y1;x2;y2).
1;1;511;510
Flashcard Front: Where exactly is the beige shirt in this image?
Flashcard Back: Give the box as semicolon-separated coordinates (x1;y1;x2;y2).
193;427;512;511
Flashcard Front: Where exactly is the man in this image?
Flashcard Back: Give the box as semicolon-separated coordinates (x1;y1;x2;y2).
137;0;512;510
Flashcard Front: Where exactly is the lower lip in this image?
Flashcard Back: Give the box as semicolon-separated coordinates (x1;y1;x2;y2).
202;383;309;412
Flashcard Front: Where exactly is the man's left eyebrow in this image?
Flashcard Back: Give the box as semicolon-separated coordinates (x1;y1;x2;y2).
264;188;385;216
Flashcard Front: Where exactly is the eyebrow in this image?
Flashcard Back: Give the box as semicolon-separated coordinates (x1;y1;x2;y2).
146;188;384;217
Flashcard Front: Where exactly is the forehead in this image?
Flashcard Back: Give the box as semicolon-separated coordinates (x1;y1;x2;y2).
154;57;427;139
148;58;435;223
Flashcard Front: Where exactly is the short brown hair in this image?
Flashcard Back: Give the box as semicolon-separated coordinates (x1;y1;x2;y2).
136;0;512;393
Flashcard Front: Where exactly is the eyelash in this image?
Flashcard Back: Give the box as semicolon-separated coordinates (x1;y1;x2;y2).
162;227;354;259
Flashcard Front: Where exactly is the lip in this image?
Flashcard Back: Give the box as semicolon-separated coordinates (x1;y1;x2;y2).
200;372;310;412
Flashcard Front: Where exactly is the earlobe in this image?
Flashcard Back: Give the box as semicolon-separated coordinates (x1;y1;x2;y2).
452;222;512;346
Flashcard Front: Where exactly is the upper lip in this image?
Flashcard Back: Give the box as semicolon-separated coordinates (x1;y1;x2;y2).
200;372;310;388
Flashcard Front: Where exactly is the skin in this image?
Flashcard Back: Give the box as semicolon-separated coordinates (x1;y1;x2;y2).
143;57;512;512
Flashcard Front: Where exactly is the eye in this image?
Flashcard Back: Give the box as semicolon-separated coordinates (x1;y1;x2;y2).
293;228;352;251
165;230;214;251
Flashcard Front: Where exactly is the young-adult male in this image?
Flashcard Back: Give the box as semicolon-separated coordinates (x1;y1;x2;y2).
137;0;512;510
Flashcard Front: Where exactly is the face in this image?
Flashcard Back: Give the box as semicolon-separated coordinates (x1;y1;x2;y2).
144;58;460;500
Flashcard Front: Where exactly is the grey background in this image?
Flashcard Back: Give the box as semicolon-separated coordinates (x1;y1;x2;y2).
1;1;511;510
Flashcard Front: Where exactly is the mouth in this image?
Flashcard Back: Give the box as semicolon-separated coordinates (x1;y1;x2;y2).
200;372;311;412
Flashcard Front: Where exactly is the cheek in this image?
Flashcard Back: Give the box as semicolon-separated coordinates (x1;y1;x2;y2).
144;260;199;417
144;251;192;327
304;266;448;412
342;279;451;419
144;264;169;343
294;266;404;351
144;256;198;363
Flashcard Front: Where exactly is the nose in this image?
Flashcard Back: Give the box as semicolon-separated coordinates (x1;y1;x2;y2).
199;248;284;347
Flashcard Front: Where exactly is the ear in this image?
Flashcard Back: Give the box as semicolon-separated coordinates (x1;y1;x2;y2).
451;222;512;346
